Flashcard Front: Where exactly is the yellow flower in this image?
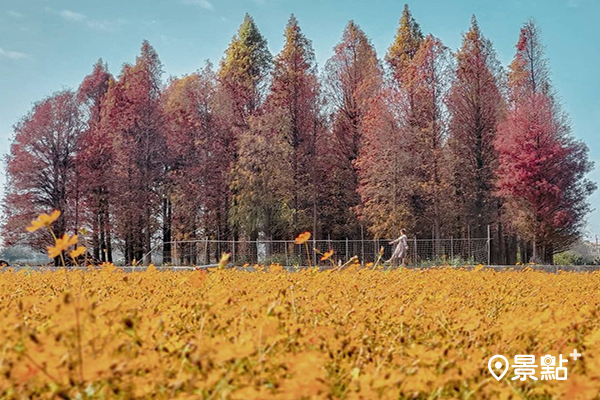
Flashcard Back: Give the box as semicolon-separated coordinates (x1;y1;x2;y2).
294;231;311;245
69;246;86;259
320;249;334;261
218;253;230;269
47;233;78;258
26;210;60;232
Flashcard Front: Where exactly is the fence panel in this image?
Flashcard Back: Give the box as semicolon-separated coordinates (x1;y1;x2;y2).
141;237;491;267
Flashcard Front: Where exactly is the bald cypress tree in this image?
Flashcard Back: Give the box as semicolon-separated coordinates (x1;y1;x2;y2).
102;41;166;264
218;14;272;243
322;21;383;239
219;13;272;130
355;6;424;238
266;15;323;236
496;20;595;264
403;36;454;241
386;4;423;83
77;60;114;262
446;17;505;239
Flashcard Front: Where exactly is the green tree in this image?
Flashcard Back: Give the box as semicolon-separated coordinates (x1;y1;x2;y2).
229;111;294;241
386;4;423;83
219;14;272;243
219;13;272;130
265;15;324;236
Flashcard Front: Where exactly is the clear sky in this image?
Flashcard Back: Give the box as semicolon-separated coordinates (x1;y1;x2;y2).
1;0;599;238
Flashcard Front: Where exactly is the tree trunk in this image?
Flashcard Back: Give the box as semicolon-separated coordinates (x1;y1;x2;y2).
162;197;172;264
106;221;113;263
544;244;554;265
506;234;518;265
92;205;100;261
99;210;106;262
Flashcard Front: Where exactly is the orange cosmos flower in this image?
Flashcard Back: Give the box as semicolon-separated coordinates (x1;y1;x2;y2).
69;246;86;259
320;249;334;261
294;231;311;245
47;233;78;259
26;210;60;232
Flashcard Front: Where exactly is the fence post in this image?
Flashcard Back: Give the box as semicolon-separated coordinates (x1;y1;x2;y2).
345;238;349;263
313;236;317;267
450;236;454;261
373;237;377;263
487;225;491;265
414;237;418;264
285;241;289;266
173;240;177;266
361;225;365;266
204;238;209;264
232;240;236;265
467;225;473;260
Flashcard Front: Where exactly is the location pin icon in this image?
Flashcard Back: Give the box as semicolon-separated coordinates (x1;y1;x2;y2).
488;355;509;381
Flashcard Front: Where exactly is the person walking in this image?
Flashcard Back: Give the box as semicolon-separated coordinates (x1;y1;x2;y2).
388;229;408;265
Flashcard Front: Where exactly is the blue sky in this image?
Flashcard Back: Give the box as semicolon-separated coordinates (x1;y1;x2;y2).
1;0;599;237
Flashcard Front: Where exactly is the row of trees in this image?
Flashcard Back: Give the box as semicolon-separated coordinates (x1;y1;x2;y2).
2;7;594;264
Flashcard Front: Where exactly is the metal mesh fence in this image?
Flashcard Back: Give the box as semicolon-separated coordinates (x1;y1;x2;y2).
141;237;491;267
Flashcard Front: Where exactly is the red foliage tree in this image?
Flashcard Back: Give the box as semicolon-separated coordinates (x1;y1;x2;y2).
401;35;453;240
355;90;411;238
161;63;232;262
322;21;383;239
496;20;595;263
446;17;505;240
496;94;594;263
3;91;83;254
77;60;114;262
105;41;166;264
356;6;422;238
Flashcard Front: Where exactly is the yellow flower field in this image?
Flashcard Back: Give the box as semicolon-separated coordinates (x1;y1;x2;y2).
0;266;599;399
